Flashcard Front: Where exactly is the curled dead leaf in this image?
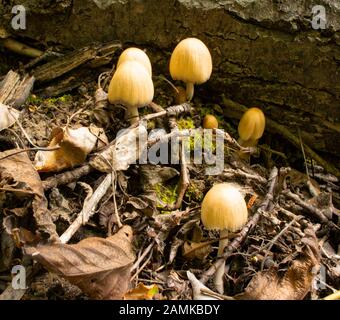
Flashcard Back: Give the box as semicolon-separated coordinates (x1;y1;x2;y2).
0;150;58;240
0;103;20;132
124;283;159;300
90;125;148;172
182;241;212;261
25;226;135;299
34;125;108;172
236;226;320;300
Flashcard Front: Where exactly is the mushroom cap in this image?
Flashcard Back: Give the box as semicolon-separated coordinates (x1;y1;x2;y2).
117;47;152;76
203;114;218;129
170;38;212;84
201;183;248;232
108;60;154;107
238;107;265;141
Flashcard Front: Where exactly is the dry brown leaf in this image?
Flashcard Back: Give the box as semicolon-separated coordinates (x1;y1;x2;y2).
124;283;159;300
0;103;20;132
0;150;58;240
34;125;108;172
90;125;147;173
182;241;212;261
25;225;135;299
237;226;320;300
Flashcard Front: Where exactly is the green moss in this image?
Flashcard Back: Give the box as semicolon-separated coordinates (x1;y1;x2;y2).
27;94;72;105
154;182;178;210
186;182;204;202
177;117;195;130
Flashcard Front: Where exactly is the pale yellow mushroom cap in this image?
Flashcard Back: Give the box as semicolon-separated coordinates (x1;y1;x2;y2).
203;114;218;129
238;107;266;141
201;183;248;232
108;60;154;107
117;47;152;76
169;38;212;84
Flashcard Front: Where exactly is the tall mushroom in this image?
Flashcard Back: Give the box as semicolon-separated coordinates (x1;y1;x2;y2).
238;107;266;147
201;183;248;293
108;61;154;124
117;47;152;76
169;38;212;101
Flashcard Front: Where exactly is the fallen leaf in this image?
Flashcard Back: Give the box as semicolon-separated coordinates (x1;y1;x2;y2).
34;125;108;172
0;103;20;132
124;283;159;300
0;150;58;240
90;125;147;172
166;271;192;300
25;225;135;299
236;226;320;300
0;230;16;272
182;241;212;261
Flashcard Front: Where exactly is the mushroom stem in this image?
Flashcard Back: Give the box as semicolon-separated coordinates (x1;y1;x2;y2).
186;82;195;101
125;106;140;124
237;138;258;160
217;229;229;257
215;229;229;294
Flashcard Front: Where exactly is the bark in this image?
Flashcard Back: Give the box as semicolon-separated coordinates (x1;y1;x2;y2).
1;0;339;161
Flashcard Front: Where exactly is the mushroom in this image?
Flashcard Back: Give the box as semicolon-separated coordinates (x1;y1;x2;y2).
117;47;152;76
201;183;248;293
203;114;218;129
169;38;212;101
238;107;265;148
108;61;154;124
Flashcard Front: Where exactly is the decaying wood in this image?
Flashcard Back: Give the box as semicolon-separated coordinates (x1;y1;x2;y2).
33;42;121;82
0;70;35;107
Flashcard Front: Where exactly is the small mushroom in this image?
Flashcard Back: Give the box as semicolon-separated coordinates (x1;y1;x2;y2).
108;61;154;124
238;107;265;148
203;114;218;129
117;47;152;76
169;38;212;101
201;183;248;293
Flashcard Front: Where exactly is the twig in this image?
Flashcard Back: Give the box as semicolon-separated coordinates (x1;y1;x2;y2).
200;167;279;284
222;168;267;185
214;128;256;154
110;169;122;230
2;38;43;58
298;128;310;179
260;215;302;270
283;190;328;223
200;288;234;300
0;147;60;161
131;241;156;272
258;144;287;159
59;174;112;244
165;139;190;211
131;249;154;282
42;164;93;190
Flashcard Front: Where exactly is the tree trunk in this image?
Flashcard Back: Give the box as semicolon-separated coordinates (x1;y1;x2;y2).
1;0;339;163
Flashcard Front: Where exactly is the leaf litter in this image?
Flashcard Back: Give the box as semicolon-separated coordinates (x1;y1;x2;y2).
0;47;339;301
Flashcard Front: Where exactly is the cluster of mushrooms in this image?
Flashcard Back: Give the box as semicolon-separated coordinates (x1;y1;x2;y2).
107;38;267;293
107;37;212;124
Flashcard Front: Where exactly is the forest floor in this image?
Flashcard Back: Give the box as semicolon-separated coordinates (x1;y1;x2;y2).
0;41;339;300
